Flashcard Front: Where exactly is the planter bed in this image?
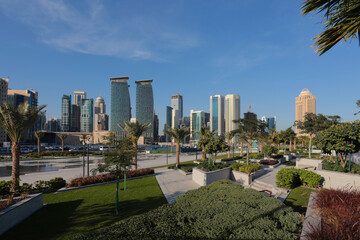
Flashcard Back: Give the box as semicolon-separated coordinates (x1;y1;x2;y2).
231;169;265;186
192;167;232;186
0;193;43;235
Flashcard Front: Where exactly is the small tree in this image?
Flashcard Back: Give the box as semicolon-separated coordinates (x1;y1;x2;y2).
196;126;215;160
224;132;235;158
58;134;68;152
262;145;278;159
205;136;229;165
355;100;360;116
314;121;360;168
34;131;45;153
164;127;190;168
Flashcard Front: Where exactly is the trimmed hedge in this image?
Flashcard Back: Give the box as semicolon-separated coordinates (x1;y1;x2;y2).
68;168;154;187
221;156;243;162
322;160;360;174
76;180;302;240
276;168;322;189
231;162;262;173
25;151;87;158
197;162;228;172
259;159;279;165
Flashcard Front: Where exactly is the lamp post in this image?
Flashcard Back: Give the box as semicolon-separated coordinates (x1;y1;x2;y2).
87;137;90;176
82;141;85;177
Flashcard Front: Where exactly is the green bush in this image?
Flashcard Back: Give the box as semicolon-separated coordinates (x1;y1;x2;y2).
351;163;360;174
221;156;243;162
76;180;302;240
299;170;323;188
33;180;50;191
232;162;262;173
276;168;322;189
248;153;263;159
0;180;11;196
48;177;66;189
18;183;33;194
262;145;278;157
322;160;346;172
273;154;284;159
197;162;228;172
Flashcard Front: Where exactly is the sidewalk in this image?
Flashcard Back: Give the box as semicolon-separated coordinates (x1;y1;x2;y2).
155;168;200;203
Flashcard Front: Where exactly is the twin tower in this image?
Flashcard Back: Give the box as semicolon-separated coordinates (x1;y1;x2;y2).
110;77;154;143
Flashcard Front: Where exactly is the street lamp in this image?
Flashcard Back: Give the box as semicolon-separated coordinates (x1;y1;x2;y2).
82;140;85;177
87;137;90;176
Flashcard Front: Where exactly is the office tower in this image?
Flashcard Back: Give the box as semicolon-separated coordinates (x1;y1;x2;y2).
47;118;61;132
261;116;276;133
154;114;159;142
205;112;210;129
171;93;183;128
244;112;257;120
295;88;316;134
70;104;80;132
94;96;109;131
61;95;71;132
165;106;173;142
190;110;205;142
225;94;240;133
80;98;94;132
74;91;86;106
8;89;38;108
181;116;190;127
136;80;154;143
37;112;47;131
110;77;131;136
210;95;224;136
0;78;8;143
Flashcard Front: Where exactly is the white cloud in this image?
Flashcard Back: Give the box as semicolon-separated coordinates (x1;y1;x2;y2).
0;0;198;60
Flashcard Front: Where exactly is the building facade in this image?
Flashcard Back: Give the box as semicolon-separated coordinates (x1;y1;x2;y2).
244;111;257;120
61;95;72;132
136;80;154;143
165;106;173;142
0;78;8;143
190;110;205;142
225;94;240;133
70;104;80;132
261;116;276;133
110;77;131;137
47;118;61;132
94;96;109;131
171;93;183;128
74;91;86;106
154;114;159;142
295;88;316;134
80;98;94;132
210;95;224;136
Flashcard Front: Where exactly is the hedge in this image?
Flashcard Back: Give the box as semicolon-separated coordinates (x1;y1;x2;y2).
221;156;243;162
276;168;322;189
76;180;302;240
322;160;360;174
24;151;88;158
231;162;262;173
197;162;228;172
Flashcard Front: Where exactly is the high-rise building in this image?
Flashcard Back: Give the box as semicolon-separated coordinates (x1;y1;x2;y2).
110;77;131;137
154;114;159;142
295;88;316;134
0;78;8;143
244;111;257;120
8;89;38;108
80;98;94;132
61;94;71;132
74;91;86;106
210;95;224;136
171;93;183;128
47;118;61;132
94;96;109;131
70;104;80;132
261;116;276;133
136;80;154;143
190;110;205;142
165;106;173;142
225;94;240;133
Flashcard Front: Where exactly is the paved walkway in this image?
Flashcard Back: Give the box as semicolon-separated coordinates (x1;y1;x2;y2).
155;168;200;203
255;165;289;186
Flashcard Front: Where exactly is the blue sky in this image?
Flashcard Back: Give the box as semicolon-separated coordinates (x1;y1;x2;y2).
0;0;359;132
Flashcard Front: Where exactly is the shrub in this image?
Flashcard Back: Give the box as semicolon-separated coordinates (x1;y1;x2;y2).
221;156;243;162
272;154;284;159
48;177;66;189
276;168;322;189
24;151;89;158
299;169;322;188
231;162;262;173
321;160;346;172
282;161;296;166
76;180;302;240
259;159;279;165
0;180;11;196
248;153;263;159
18;183;33;194
33;180;50;191
350;163;360;174
262;145;278;157
197;162;228;172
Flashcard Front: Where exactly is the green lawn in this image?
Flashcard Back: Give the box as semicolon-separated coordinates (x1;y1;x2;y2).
284;186;316;215
2;176;166;240
168;162;199;172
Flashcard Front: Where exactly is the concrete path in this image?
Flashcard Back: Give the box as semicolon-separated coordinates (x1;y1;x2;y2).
255;165;289;186
155;168;200;203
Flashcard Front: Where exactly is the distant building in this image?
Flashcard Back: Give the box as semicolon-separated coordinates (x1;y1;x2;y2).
244;111;257;120
47;118;61;132
205;112;210;129
37;112;47;131
154;114;159;142
136;80;154;143
225;94;240;133
0;78;8;143
70;104;80;132
61;95;72;132
94;96;109;131
190;110;205;142
110;77;131;137
210;95;224;136
181;116;190;128
295;88;316;134
261;116;276;133
80;98;94;132
165;106;173;142
171;93;183;128
7;89;38;108
74;91;86;106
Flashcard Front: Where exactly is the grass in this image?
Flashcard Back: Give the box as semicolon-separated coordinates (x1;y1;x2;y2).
284;186;316;215
2;176;167;240
168;162;199;173
282;161;296;166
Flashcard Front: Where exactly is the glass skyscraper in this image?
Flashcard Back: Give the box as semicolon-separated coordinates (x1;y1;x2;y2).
80;98;94;132
171;93;183;128
165;106;173;142
135;80;154;143
110;77;131;136
210;95;224;136
261;116;276;133
61;94;71;132
190;110;205;142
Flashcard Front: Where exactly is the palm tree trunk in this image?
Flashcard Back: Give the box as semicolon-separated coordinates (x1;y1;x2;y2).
240;141;243;157
132;141;137;170
294;138;297;149
309;137;312;158
202;145;206;160
62;140;64;152
10;142;20;193
176;143;180;168
249;140;253;153
289;139;292;152
227;140;231;158
37;138;40;153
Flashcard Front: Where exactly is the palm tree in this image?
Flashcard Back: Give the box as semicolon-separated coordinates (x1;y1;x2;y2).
224;131;235;158
196;126;216;160
0;102;46;196
34;131;45;152
119;121;151;170
164;127;190;168
302;0;360;55
58;134;68;152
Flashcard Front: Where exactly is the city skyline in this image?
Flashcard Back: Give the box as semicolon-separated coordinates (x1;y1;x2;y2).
0;1;359;131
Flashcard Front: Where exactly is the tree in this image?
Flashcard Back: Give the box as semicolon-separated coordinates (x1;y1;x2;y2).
196;126;215;160
224;131;235;158
164;127;190;168
97;137;134;215
119;121;151;170
314;121;360;168
34;131;44;153
355;100;360;115
295;113;340;158
58;134;68;152
205;136;229;164
262;145;278;158
302;0;360;55
0;102;46;199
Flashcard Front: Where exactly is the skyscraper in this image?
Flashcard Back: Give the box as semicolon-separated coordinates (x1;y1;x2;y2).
95;96;106;114
61;94;71;132
136;80;154;143
154;114;159;142
225;94;240;133
171;93;183;128
0;78;8;143
261;116;276;133
244;111;257;120
8;89;38;108
47;118;61;132
80;98;94;132
110;77;131;136
210;95;224;136
74;91;86;106
165;106;173;142
70;104;80;132
190;110;205;142
94;96;109;131
295;88;316;134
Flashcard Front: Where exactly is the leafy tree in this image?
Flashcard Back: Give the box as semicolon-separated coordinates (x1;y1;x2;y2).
262;145;278;158
224;131;235;158
355;100;360;115
164;127;190;168
302;0;360;55
34;131;45;153
314;121;360;168
196;126;216;160
205;136;229;164
58;134;68;152
119;121;151;170
97;137;134;215
0;102;46;199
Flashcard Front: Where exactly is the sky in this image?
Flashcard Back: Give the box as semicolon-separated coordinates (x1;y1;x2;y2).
0;0;359;132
